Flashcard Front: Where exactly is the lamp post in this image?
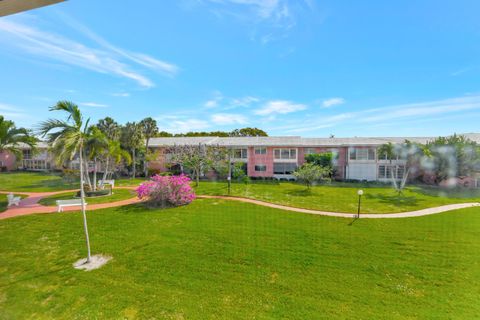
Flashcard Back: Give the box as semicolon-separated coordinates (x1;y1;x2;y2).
357;189;363;218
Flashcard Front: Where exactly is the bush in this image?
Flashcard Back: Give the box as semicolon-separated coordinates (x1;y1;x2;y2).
76;189;110;197
136;174;196;208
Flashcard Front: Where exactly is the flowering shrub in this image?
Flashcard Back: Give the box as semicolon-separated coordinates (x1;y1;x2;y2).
136;174;196;208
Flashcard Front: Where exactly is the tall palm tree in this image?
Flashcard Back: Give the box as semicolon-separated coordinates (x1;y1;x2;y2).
139;117;158;177
0;115;37;160
97;117;120;141
120;122;144;178
85;126;109;191
38;101;93;263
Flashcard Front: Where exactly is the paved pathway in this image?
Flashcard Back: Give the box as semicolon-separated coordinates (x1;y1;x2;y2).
1;189;479;220
0;187;140;220
198;195;480;219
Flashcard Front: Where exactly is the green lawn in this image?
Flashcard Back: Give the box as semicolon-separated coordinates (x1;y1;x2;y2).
0;200;478;319
195;181;480;213
0;194;23;213
38;188;135;206
0;172;145;192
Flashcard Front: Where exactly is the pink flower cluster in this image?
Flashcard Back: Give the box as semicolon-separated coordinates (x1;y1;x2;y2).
136;174;196;207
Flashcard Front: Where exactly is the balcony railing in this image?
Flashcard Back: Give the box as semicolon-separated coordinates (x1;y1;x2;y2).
21;159;50;171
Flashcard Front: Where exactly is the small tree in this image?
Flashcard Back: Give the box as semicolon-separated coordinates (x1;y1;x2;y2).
293;163;331;189
139;117;158;177
0;116;37;162
305;152;334;176
136;174;196;208
168;144;226;186
120;122;144;178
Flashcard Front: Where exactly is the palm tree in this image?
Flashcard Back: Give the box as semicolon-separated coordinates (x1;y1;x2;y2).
38;101;93;263
85;126;109;191
378;142;399;191
120;122;144;178
139;117;158;177
100;140;131;185
97;117;120;141
0;115;37;160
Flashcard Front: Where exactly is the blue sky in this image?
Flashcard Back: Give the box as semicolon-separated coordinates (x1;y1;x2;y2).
0;0;480;137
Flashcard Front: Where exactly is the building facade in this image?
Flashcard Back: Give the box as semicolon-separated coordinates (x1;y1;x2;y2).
148;135;480;182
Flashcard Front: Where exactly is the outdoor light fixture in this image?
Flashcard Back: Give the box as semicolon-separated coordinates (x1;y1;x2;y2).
357;190;364;218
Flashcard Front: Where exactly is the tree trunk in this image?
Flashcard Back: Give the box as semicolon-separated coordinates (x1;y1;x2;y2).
101;157;109;186
144;140;149;178
390;160;398;191
83;151;92;190
93;157;97;191
79;147;92;263
195;167;200;187
132;149;136;178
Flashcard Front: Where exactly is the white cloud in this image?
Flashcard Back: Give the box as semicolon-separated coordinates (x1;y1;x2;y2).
0;17;179;88
255;100;307;116
283;95;480;133
211;113;248;125
112;92;130;97
0;103;27;118
156;116;210;133
322;97;345;108
80;102;108;108
204;91;223;108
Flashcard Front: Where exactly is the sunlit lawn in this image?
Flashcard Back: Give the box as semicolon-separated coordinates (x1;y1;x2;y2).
195;180;480;213
0;194;24;212
0;200;478;319
38;188;135;206
0;172;145;192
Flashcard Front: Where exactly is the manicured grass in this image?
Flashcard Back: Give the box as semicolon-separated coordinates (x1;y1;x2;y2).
0;172;145;192
38;188;135;206
195;181;480;213
0;200;478;319
0;194;23;212
0;172;77;192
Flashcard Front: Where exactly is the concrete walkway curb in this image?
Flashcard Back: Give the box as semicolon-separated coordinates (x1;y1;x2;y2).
197;195;480;219
1;188;479;220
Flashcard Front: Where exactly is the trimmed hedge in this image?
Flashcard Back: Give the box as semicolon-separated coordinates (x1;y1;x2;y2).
76;189;111;198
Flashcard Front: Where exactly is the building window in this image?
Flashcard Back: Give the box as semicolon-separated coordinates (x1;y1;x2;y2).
304;148;316;155
254;148;267;155
233;148;248;159
349;148;375;161
273;163;297;174
23;149;32;159
274;148;297;160
255;164;267;172
378;165;405;179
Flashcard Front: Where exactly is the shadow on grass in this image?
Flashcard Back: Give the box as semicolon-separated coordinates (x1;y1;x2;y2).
365;193;422;207
285;189;313;197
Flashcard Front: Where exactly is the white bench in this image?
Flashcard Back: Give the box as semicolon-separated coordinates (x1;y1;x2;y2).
7;193;21;207
56;199;87;212
98;179;115;189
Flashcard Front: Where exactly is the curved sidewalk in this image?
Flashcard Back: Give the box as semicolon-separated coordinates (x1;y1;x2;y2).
198;195;480;219
1;190;479;220
0;187;140;220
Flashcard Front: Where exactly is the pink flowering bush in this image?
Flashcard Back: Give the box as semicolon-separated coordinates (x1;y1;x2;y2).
136;174;196;208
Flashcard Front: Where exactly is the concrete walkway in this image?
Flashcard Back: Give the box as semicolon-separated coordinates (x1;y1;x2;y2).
198;195;480;219
1;189;479;220
0;187;140;220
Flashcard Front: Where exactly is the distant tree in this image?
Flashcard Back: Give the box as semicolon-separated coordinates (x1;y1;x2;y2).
85;126;109;191
229;127;268;137
305;152;333;168
0;115;37;161
293;163;331;189
156;131;173;137
120;122;144;178
139;117;158;177
100;140;131;184
168;144;226;186
96;117;120;141
424;134;479;183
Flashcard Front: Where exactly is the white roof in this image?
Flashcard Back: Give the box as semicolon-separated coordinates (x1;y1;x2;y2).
149;133;480;148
